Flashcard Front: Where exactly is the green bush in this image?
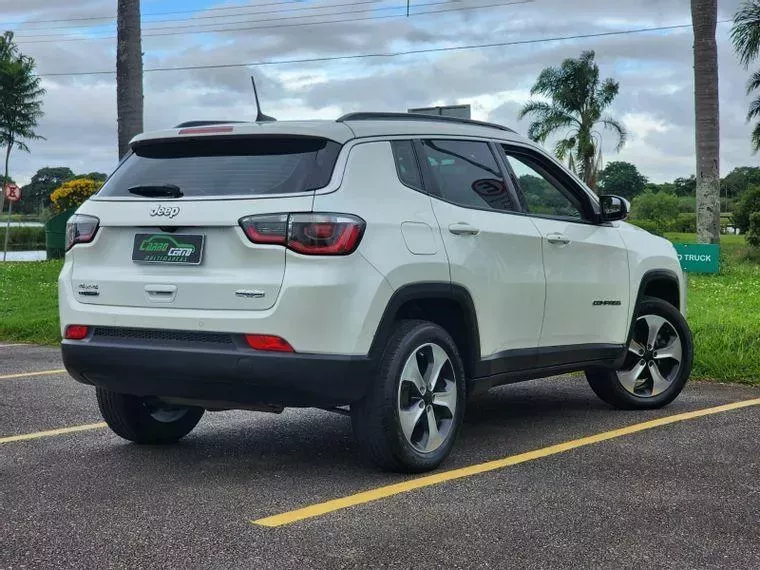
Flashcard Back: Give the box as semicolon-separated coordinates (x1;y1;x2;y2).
628;219;664;236
0;226;45;251
677;196;696;213
732;184;760;233
747;212;760;248
631;191;680;227
673;213;696;233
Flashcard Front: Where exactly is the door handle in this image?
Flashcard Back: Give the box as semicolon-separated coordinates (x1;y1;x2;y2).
145;284;177;303
448;223;480;236
546;233;570;245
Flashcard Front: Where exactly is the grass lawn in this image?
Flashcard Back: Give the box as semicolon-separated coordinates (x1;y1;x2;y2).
1;236;759;385
0;260;62;345
665;233;760;385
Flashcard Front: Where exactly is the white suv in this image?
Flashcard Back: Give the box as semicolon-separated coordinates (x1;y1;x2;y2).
59;113;693;472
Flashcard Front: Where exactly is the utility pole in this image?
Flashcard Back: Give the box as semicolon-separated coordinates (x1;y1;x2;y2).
691;0;721;244
117;0;143;159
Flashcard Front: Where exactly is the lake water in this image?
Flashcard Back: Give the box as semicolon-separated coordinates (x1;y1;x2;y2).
3;251;47;262
4;222;44;227
2;222;47;261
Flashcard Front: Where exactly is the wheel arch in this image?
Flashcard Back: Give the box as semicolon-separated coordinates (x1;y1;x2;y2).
616;269;682;367
368;283;480;379
638;269;681;311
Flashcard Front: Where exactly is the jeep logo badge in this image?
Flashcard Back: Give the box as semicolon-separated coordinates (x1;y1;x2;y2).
150;205;180;218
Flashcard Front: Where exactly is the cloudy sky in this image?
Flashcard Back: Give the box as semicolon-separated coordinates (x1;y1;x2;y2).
4;0;757;184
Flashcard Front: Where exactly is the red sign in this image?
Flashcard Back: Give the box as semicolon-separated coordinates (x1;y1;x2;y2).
3;183;20;202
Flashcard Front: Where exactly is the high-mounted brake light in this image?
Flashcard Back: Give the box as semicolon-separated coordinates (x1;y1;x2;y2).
244;334;294;352
178;126;234;135
64;325;90;340
65;214;100;251
239;213;365;256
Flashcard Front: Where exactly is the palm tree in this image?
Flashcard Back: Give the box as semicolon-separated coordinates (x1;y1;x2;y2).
692;0;720;245
518;51;627;189
732;1;760;150
117;0;143;158
0;31;45;218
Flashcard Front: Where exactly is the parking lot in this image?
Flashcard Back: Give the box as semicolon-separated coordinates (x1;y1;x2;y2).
1;343;758;569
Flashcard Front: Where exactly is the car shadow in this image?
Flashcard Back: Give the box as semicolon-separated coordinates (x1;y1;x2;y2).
85;377;616;483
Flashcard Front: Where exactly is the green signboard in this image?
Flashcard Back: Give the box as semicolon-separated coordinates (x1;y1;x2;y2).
673;243;720;274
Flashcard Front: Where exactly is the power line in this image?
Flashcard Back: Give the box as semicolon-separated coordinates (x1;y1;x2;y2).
12;0;458;39
38;20;732;78
15;0;533;43
7;0;387;33
0;0;326;26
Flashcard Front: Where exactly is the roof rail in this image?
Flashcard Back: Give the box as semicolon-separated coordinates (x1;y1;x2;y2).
336;112;515;133
173;120;248;128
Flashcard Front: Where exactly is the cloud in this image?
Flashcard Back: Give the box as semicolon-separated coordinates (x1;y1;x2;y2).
5;0;757;185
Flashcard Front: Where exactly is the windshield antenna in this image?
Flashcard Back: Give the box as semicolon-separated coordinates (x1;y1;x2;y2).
251;75;276;122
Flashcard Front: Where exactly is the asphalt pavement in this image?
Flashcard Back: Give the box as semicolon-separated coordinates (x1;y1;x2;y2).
1;343;758;569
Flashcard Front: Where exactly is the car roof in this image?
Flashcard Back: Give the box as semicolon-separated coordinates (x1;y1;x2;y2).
130;114;527;147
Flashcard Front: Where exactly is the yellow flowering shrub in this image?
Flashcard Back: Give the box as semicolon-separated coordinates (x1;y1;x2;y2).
50;178;102;213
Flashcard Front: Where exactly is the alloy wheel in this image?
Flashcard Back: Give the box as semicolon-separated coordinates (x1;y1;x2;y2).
617;313;683;397
145;402;189;423
396;342;458;453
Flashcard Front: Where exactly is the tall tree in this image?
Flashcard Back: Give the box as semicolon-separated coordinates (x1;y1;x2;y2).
692;0;721;244
673;175;697;196
117;0;143;158
731;1;760;150
518;50;627;189
597;161;648;200
0;32;45;215
19;166;74;214
723;166;760;200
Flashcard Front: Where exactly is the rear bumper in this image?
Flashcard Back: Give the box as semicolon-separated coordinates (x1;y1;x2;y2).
62;333;375;408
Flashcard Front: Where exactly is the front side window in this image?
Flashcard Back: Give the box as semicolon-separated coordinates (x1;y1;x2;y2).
419;139;517;212
503;149;584;220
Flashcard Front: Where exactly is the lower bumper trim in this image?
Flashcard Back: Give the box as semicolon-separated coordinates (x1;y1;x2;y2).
62;338;374;408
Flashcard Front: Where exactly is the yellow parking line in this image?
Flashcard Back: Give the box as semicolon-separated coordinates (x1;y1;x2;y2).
252;398;760;528
0;422;107;444
0;369;67;380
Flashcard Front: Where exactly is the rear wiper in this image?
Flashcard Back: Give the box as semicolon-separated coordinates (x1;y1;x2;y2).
127;184;183;198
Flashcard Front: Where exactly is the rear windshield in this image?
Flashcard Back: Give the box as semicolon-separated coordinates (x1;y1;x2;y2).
97;136;342;197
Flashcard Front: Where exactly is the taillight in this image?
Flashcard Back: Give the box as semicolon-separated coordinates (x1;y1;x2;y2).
64;325;89;340
288;214;365;255
244;334;294;352
239;213;365;256
240;214;288;245
65;214;100;250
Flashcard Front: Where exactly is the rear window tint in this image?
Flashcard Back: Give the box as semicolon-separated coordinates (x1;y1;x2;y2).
390;140;424;191
97;137;342;197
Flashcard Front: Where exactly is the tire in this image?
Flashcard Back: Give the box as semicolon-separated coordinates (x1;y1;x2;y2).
586;296;693;410
351;320;466;473
96;388;204;444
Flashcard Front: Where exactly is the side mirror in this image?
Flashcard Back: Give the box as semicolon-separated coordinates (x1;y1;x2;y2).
599;195;629;222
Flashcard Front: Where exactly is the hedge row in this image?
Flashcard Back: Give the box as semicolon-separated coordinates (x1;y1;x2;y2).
629;213;737;236
0;226;46;251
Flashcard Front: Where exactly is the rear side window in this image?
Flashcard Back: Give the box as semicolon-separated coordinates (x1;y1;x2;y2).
390;140;424;191
97;137;342;197
419;139;517;212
